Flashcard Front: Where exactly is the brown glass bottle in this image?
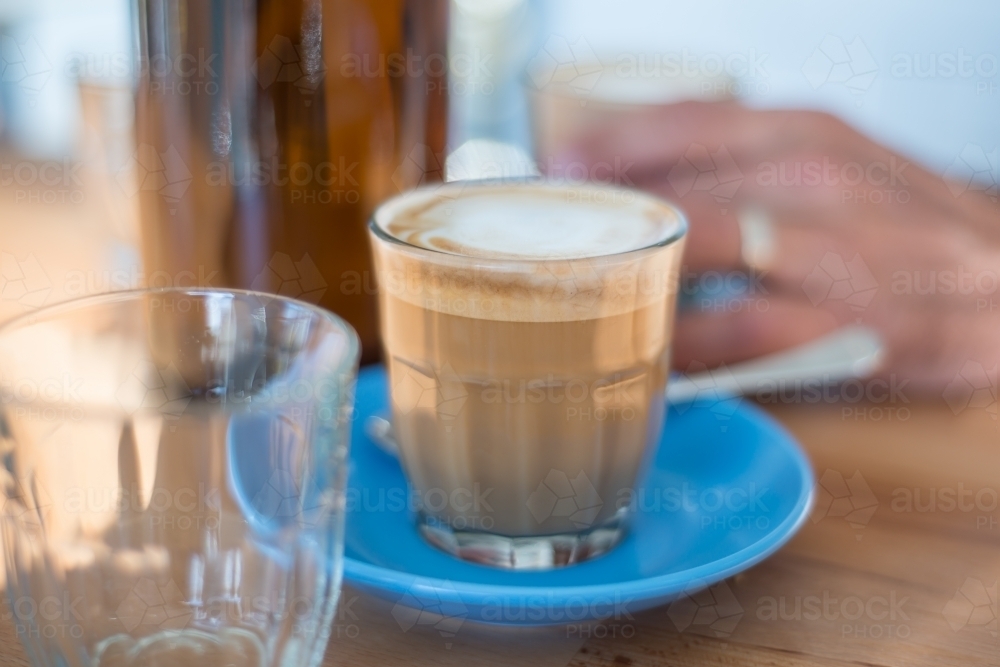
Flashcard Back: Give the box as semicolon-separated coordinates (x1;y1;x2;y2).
133;0;449;363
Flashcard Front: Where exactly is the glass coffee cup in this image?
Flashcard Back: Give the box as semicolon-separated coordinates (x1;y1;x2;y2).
368;180;686;569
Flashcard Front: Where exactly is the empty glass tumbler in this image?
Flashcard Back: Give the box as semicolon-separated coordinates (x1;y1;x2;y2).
0;289;359;667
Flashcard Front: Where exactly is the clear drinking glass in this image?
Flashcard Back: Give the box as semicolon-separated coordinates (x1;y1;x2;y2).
527;62;736;169
369;180;686;569
0;289;358;667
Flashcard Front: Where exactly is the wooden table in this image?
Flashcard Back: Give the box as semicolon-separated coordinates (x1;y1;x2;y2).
2;399;997;666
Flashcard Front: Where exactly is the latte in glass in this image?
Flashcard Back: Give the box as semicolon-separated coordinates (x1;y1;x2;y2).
369;181;686;569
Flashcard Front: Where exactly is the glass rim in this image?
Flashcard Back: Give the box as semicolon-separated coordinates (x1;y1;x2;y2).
368;179;688;264
0;287;361;370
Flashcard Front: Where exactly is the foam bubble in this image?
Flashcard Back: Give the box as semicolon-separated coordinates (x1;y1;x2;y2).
376;182;681;260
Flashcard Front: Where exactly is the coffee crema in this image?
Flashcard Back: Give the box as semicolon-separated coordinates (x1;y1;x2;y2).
371;182;685;323
377;183;680;259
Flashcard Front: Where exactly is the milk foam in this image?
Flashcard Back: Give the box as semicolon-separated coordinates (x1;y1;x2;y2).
370;182;687;322
376;182;681;260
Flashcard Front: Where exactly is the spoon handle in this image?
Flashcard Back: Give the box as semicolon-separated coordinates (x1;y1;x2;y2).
667;325;884;403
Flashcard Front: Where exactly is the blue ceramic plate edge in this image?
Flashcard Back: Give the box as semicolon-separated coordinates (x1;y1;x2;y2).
343;400;815;612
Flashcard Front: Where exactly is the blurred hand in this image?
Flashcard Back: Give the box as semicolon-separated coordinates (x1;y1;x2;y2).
568;101;1000;394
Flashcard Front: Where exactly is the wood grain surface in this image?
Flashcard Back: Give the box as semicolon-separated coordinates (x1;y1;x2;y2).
2;399;998;666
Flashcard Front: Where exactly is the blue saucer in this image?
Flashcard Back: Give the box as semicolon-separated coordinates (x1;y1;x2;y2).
343;365;813;626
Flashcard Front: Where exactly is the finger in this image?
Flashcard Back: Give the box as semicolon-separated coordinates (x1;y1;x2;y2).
761;209;988;297
634;143;923;216
648;182;845;286
672;295;840;369
570;102;873;176
666;191;742;272
653;185;873;289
